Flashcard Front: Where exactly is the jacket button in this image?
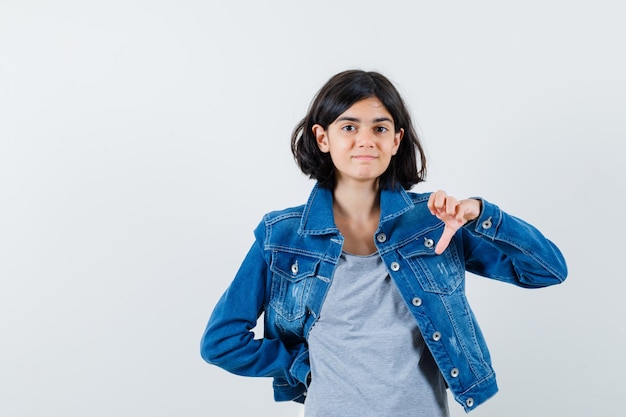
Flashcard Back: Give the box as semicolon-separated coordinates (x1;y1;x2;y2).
465;398;474;407
482;217;492;229
291;263;298;274
432;331;441;341
376;233;387;243
424;238;434;248
450;368;459;378
390;262;400;271
411;297;422;307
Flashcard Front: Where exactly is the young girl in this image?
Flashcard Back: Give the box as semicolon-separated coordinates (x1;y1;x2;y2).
200;70;567;416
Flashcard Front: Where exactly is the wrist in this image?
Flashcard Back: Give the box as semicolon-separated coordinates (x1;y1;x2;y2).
463;198;482;221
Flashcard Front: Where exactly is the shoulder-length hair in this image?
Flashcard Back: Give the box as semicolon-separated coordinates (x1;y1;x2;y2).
291;70;427;190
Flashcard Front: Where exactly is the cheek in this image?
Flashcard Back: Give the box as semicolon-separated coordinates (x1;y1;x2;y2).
330;141;351;154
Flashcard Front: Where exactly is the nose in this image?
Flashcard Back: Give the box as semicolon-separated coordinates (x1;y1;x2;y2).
356;130;375;147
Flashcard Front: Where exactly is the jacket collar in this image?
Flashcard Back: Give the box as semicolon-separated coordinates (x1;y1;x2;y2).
298;182;415;235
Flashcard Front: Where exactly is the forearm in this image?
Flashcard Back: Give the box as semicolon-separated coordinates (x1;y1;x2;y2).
200;241;306;386
201;306;305;383
463;198;568;287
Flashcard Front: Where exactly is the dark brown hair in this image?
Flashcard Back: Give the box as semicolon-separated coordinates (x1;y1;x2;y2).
290;70;427;190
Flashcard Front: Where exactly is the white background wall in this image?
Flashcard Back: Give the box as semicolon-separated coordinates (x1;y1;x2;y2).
1;1;624;416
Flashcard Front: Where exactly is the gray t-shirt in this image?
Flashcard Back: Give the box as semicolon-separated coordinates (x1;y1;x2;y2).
305;252;449;417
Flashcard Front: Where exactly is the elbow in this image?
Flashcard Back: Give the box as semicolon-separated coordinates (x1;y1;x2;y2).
200;343;215;365
531;245;569;288
200;325;251;370
200;328;223;365
529;259;568;288
551;250;569;285
200;339;214;365
556;261;568;284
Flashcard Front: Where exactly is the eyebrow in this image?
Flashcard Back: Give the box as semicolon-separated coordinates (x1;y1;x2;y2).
336;116;394;123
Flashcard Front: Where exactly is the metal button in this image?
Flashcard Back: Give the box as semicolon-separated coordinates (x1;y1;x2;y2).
390;262;400;271
465;398;474;407
411;297;422;307
450;368;459;378
482;217;492;229
376;233;387;243
291;262;298;275
432;331;441;341
424;238;434;248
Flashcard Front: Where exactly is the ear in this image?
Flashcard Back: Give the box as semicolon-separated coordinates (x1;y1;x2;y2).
392;128;404;155
312;124;330;153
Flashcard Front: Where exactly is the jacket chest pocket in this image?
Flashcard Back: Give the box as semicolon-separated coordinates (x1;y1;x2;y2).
398;234;465;295
269;251;319;321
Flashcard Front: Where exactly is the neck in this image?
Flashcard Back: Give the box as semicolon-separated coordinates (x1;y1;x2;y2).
332;180;380;222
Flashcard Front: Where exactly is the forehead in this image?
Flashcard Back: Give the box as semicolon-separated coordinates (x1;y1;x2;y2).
335;97;393;121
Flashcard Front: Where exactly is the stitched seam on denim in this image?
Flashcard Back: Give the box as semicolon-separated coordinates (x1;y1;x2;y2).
377;224;443;257
266;245;338;264
486;234;565;282
454;370;496;397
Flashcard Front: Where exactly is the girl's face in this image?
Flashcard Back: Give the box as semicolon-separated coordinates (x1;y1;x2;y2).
313;97;403;188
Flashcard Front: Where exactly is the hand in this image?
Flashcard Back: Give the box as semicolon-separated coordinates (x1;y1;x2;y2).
427;190;482;255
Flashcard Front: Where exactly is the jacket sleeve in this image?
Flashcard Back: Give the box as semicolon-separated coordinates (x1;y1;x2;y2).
200;234;306;387
461;198;568;288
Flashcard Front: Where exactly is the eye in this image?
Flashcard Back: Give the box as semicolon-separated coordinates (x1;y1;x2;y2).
375;126;389;133
342;125;356;132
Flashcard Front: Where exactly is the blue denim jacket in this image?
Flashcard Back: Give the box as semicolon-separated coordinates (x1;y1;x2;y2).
201;183;567;412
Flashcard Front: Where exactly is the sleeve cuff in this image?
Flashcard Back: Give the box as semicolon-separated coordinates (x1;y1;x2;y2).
465;198;502;240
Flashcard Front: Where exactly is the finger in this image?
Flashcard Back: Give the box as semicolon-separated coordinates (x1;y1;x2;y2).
458;199;481;222
435;225;456;255
444;195;459;217
428;190;445;214
427;192;436;214
428;190;447;214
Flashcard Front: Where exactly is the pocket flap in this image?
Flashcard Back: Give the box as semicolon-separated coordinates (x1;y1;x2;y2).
270;251;320;282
